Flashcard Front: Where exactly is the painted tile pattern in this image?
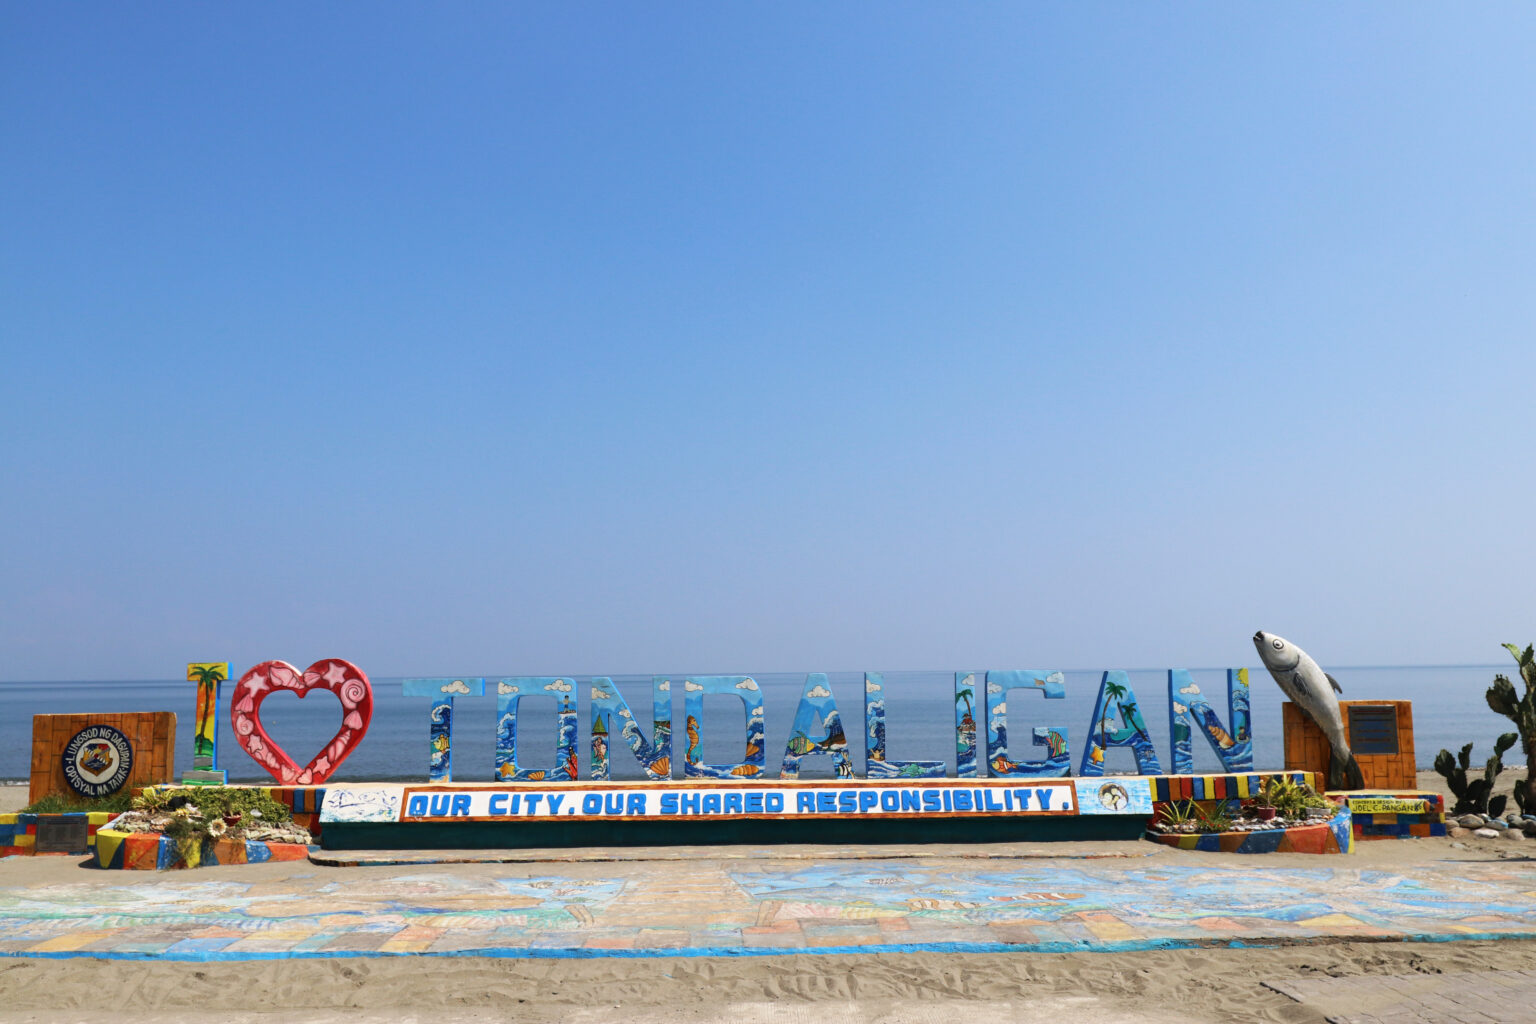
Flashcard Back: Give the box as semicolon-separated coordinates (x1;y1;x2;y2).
0;858;1533;958
1149;771;1315;804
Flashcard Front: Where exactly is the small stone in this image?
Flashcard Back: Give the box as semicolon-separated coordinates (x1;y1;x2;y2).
1503;828;1526;840
1522;821;1536;837
1449;841;1467;849
1485;818;1508;830
1474;828;1501;839
1447;826;1469;838
1458;814;1485;828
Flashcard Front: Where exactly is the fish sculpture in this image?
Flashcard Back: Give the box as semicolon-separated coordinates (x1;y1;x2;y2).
1253;630;1364;791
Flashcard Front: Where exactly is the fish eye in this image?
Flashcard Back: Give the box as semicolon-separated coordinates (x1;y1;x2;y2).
1271;639;1284;650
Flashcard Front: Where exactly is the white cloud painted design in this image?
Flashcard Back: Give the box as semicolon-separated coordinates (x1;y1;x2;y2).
439;679;472;695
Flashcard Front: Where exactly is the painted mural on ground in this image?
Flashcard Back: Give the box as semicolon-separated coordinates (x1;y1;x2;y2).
0;860;1533;958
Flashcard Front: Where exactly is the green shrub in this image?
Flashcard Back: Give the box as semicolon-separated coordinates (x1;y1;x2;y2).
21;791;135;815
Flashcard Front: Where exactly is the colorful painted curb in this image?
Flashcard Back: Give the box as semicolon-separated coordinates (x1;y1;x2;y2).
92;827;311;870
0;812;116;857
1144;807;1354;854
1148;770;1315;803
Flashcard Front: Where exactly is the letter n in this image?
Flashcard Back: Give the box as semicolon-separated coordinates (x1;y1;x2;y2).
1168;668;1252;774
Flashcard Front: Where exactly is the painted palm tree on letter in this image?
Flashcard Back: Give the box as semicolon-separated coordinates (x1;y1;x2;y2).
188;663;227;762
1099;679;1128;756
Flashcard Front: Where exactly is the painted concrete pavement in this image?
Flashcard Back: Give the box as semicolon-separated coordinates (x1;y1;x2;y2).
0;856;1533;960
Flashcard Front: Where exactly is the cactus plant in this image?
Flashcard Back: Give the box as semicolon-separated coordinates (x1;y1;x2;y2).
1433;735;1516;816
1488;644;1536;815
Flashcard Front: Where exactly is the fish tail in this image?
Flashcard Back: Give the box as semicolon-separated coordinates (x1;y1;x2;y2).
1328;749;1365;792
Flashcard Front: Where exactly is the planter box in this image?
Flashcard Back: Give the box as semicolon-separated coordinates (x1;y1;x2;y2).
1146;807;1353;854
133;784;326;841
92;825;311;870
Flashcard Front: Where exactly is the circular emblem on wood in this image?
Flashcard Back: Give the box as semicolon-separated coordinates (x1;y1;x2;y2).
61;725;134;797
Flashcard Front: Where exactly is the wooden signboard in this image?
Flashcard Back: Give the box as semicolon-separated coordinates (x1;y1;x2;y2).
29;713;176;805
1282;700;1416;791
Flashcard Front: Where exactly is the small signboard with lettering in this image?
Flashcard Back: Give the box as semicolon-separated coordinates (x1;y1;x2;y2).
33;816;90;854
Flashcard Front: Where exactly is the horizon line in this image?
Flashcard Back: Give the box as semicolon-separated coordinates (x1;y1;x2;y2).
0;662;1511;686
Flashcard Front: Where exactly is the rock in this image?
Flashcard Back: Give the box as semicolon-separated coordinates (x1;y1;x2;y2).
1474;828;1501;839
1504;828;1527;840
1449;841;1467;849
1447;826;1469;838
1485;818;1509;830
1458;814;1485;828
1522;821;1536;837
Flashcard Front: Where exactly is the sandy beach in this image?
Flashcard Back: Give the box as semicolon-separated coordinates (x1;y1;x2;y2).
3;940;1534;1024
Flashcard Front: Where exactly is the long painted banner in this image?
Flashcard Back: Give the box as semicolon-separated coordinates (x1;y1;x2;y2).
402;780;1078;821
320;777;1161;825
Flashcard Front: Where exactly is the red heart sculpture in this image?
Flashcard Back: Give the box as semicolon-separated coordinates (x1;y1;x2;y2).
230;659;373;785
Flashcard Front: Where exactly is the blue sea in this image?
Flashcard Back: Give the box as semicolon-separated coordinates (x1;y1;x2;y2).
0;666;1515;784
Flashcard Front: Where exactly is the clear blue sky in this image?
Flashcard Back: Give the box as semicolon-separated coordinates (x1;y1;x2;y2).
4;5;1534;682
